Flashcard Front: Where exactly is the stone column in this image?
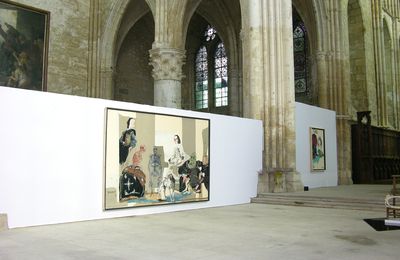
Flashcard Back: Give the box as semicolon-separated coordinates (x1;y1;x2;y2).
324;0;353;185
242;0;303;193
371;0;388;126
393;7;400;129
148;0;186;108
315;51;328;108
149;47;186;108
100;67;114;100
87;0;101;98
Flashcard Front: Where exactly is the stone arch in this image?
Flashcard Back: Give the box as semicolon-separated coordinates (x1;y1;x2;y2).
99;1;130;99
114;11;154;104
307;1;332;109
99;0;153;100
145;0;200;49
114;3;152;64
292;0;318;57
182;0;242;116
292;2;315;105
292;0;329;108
181;1;203;48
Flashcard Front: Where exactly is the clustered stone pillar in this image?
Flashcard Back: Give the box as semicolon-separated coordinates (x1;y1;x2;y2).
327;0;353;185
100;67;114;100
394;5;400;129
87;0;101;98
371;0;388;127
242;0;303;193
147;0;186;109
149;47;186;108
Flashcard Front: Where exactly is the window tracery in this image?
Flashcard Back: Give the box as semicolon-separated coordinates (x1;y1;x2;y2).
194;25;228;110
293;11;308;95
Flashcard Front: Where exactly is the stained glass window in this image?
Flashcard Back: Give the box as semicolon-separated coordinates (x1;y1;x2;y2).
214;42;228;107
195;45;208;109
195;25;228;110
293;10;308;94
205;25;217;42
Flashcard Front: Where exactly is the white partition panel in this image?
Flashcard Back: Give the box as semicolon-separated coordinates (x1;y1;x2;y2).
0;87;263;228
295;102;338;188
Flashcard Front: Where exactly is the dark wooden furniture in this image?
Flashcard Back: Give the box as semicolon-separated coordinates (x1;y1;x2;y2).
352;111;400;184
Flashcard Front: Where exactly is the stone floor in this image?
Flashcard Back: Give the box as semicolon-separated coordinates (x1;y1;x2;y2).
0;185;399;259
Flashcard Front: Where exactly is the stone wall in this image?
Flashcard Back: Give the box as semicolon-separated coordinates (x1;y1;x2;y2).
11;0;90;96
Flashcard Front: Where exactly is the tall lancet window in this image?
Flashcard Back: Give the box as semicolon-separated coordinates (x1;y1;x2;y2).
195;46;208;109
214;42;228;107
194;25;229;111
293;10;308;95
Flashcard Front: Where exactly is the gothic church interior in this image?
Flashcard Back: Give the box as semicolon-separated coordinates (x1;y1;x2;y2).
1;0;400;203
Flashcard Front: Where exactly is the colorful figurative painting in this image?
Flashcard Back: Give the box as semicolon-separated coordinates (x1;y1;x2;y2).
0;0;49;91
310;127;326;171
104;108;210;210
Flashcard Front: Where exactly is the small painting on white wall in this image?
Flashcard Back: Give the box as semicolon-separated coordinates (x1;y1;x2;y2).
310;127;326;171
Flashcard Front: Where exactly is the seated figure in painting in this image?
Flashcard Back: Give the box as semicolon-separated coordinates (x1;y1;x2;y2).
176;153;211;195
159;172;176;202
168;134;190;192
178;154;199;193
119;165;146;201
168;135;189;167
132;144;146;168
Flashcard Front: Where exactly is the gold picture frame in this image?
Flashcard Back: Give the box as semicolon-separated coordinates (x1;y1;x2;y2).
0;0;49;91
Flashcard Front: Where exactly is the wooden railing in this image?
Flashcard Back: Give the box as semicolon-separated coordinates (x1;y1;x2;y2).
351;111;400;184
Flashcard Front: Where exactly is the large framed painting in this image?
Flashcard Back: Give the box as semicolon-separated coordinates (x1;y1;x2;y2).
104;108;210;210
310;127;326;171
0;0;49;91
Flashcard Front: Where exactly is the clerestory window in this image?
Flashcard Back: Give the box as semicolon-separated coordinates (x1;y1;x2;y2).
293;9;308;96
195;46;208;109
195;25;228;110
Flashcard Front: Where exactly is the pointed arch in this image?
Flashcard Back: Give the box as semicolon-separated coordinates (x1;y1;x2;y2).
99;0;153;99
183;0;241;116
291;0;322;106
115;1;154;104
292;7;311;104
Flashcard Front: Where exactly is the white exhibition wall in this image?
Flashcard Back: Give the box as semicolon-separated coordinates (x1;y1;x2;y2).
295;102;338;188
0;87;263;228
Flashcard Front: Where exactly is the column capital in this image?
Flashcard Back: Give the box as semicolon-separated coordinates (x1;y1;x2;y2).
149;47;186;81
